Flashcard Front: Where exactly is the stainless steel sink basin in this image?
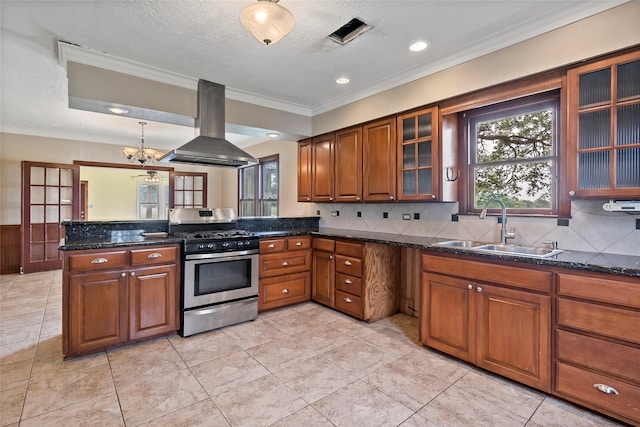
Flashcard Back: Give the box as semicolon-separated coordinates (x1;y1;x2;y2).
434;240;564;258
474;244;564;258
435;240;486;248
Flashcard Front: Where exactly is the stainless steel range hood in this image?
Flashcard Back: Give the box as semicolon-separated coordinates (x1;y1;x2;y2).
159;80;257;167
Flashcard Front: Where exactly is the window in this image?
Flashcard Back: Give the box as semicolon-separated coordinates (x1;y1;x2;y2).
170;171;207;208
238;154;279;216
463;92;560;215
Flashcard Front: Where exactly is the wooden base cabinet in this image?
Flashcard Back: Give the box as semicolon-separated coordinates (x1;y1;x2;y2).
63;245;179;357
258;236;311;311
421;254;552;392
554;271;640;425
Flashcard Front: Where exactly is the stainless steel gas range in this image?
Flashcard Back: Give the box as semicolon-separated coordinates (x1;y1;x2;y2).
169;208;259;337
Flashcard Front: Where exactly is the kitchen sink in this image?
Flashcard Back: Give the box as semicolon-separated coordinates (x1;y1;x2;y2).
435;240;564;258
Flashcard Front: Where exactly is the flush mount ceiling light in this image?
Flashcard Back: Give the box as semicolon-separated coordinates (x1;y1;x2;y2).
240;0;295;45
336;77;350;85
121;122;164;167
409;40;429;52
267;132;279;138
106;105;129;115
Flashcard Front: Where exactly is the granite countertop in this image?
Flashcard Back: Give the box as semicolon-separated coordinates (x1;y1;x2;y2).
59;234;184;251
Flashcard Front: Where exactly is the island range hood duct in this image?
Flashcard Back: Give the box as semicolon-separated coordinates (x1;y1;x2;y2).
159;80;257;167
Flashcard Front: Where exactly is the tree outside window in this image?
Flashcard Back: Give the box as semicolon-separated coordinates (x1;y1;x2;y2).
466;92;560;215
238;154;279;216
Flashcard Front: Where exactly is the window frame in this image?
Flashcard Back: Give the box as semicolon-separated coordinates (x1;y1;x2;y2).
464;92;561;216
238;154;279;217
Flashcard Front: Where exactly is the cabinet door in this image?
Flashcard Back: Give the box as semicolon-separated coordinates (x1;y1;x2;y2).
297;139;312;202
311;250;335;307
420;273;474;363
475;284;551;391
128;264;178;340
335;126;363;202
68;270;127;355
312;133;335;202
567;50;640;198
363;118;396;201
397;107;440;201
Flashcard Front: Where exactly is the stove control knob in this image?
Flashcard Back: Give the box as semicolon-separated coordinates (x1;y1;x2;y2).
245;240;252;246
238;241;244;247
207;243;215;249
222;242;230;248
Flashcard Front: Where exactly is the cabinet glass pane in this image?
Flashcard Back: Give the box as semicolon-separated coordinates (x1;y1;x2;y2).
184;176;194;190
578;151;610;189
194;192;203;207
616;147;640;188
46;168;59;185
616;104;640;146
617;60;640;101
46;186;59;204
31;167;45;185
418;169;433;194
417;114;432;138
402;171;416;195
31;186;44;204
60;168;73;186
184;191;193;206
174;176;184;190
194;176;204;190
174;192;183;206
579;68;611;107
418;142;432;167
403;145;416;169
402;118;415;142
578;110;610;149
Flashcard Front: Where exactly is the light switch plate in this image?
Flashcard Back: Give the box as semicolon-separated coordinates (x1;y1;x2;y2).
402;214;411;220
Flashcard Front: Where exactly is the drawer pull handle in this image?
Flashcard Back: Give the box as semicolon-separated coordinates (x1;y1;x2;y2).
344;297;352;303
282;261;289;266
91;257;108;264
295;242;303;246
345;278;352;284
344;260;352;266
147;253;162;259
594;384;619;395
282;289;290;294
268;243;277;248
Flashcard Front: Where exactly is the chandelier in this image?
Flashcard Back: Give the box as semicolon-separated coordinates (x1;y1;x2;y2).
240;0;295;45
122;122;164;167
144;171;161;183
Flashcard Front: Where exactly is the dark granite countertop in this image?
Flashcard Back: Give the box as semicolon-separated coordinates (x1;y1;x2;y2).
59;235;184;251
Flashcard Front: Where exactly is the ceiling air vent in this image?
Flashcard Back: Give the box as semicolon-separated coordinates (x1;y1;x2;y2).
328;18;372;45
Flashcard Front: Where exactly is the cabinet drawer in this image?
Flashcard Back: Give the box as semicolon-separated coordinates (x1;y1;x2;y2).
130;246;177;266
335;289;363;319
557;298;640;345
260;272;310;309
312;237;335;252
259;251;310;277
260;239;286;254
558;273;640;309
555;362;640;424
335;255;362;277
557;329;640;383
336;241;362;258
336;273;362;296
68;251;127;271
287;237;311;251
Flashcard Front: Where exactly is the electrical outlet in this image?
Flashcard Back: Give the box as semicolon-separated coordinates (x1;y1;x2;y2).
357;211;362;218
331;211;339;217
414;213;420;220
383;212;388;219
402;214;411;220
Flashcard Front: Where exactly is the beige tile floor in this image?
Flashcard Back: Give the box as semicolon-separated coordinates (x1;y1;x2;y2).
0;270;626;427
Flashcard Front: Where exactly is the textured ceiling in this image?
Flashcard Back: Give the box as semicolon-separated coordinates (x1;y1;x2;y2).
0;0;627;149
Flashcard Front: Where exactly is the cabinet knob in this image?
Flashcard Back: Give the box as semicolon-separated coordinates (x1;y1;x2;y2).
594;384;619;395
344;260;352;266
91;257;108;264
282;261;289;266
476;286;483;292
389;196;394;200
295;242;303;246
345;278;352;284
431;194;436;199
282;288;290;294
344;297;352;303
130;272;136;277
329;197;333;201
569;190;576;197
268;243;277;248
356;197;360;200
467;284;473;290
329;255;333;260
147;253;162;259
121;272;127;277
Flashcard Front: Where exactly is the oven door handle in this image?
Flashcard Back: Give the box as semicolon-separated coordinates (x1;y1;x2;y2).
185;249;258;260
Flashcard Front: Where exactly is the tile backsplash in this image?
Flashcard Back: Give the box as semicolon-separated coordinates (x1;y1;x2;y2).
316;199;640;257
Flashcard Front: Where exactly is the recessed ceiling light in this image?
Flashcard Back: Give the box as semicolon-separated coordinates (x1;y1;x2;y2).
409;41;428;52
336;77;350;85
267;132;279;138
106;106;129;115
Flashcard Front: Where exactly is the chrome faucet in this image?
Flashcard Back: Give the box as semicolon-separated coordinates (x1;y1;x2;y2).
479;198;515;244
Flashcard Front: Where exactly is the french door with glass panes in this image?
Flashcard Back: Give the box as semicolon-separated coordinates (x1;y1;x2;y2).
21;162;80;273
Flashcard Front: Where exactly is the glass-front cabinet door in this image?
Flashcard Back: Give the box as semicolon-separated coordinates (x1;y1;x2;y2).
567;50;640;198
397;106;440;201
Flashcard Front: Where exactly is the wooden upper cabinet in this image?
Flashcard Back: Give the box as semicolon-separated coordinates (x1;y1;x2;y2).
363;117;397;202
397;106;440;201
311;133;335;202
335;126;363;202
297;139;312;202
567;49;640;198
